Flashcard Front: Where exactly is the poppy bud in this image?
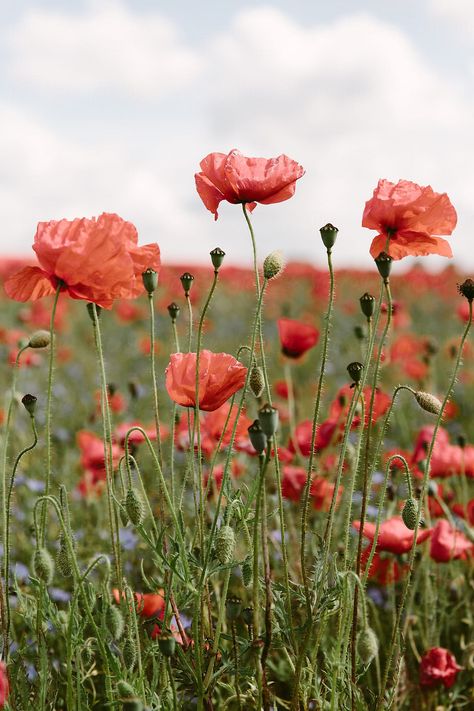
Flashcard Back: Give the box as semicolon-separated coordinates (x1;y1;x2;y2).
319;223;339;250
215;525;235;565
180;272;194;295
128;379;143;400
86;302;102;322
21;393;37;416
357;627;379;666
167;302;180;322
56;538;72;577
402;497;423;530
158;633;177;658
248;420;267;454
263;251;285;280
458;278;474;302
123;635;137;671
359;292;376;319
241;557;252;587
226;596;242;621
258;404;279;438
347;362;363;384
242;606;253;626
414;391;443;416
125;488;145;527
107;604;125;641
249;365;265;398
122;698;143;711
142;268;158;294
374;252;393;281
33;547;54;584
120;499;130;527
210;247;225;271
28;330;51;349
117;681;136;698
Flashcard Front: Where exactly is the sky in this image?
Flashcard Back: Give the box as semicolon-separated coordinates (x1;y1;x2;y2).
0;0;473;271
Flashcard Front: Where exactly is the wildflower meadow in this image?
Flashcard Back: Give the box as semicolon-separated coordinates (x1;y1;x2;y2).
0;150;472;710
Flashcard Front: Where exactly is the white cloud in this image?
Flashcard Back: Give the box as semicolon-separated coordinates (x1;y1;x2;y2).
6;0;201;98
428;0;474;39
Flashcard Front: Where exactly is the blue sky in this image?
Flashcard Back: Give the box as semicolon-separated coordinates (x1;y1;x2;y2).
0;0;472;270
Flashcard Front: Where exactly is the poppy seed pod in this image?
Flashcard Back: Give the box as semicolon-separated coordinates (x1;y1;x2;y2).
359;292;376;319
374;252;393;281
242;606;253;626
458;278;474;302
180;272;194;295
263;251;285;280
258;404;279;439
167;302;180;322
226;596;242;622
347;362;363;384
142;268;158;294
21;393;37;416
28;330;51;349
319;223;339;250
248;420;267;454
210;247;225;271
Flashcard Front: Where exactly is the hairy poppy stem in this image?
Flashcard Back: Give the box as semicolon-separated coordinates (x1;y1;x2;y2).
147;293;163;468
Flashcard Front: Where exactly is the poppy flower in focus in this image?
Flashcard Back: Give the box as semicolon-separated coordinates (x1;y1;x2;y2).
362;179;457;260
5;213;160;308
195;149;305;220
278;318;319;359
429;519;473;562
165;351;247;412
0;661;9;708
419;647;462;689
353;516;431;555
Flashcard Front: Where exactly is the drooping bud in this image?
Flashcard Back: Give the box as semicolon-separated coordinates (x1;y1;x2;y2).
167;302;180;322
125;488;145;527
215;525;235;565
210;247;225;271
142;268;158;294
359;293;376;319
249;365;265;398
28;330;51;349
32;548;54;584
21;393;37;416
414;391;443;416
226;596;242;622
120;499;130;526
347;362;363;384
458;278;474;302
241;557;252;587
56;537;72;577
258;404;279;438
319;223;339;250
374;252;393;281
357;627;379;666
107;604;125;641
263;251;285;280
158;633;177;658
402;497;423;530
117;681;136;699
123;634;137;671
180;272;194;296
248;420;267;454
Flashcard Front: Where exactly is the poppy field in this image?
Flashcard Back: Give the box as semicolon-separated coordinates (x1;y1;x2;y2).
0;151;473;710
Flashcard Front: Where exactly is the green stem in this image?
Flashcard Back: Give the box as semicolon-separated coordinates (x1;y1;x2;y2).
147;293;163;467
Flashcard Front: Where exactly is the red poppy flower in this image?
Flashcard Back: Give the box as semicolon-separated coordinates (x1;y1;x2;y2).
353;516;431;555
278;318;319;359
289;419;338;456
310;477;342;512
165;351;247;412
77;430;123;483
452;499;474;525
195;149;305;220
113;588;165;619
360;548;406;585
4;213;160;308
175;404;251;457
363;179;457;260
329;385;391;429
429;519;473;562
281;465;307;502
0;661;9;708
419;647;462;689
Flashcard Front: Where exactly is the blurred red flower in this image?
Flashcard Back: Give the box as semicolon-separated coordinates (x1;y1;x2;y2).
5;213;160;308
353;516;431;555
165;351;247;412
113;588;165;619
429;519;473;562
195;149;304;220
419;647;461;689
278;318;319;359
77;430;123;484
452;499;474;525
363;179;457;260
0;661;9;708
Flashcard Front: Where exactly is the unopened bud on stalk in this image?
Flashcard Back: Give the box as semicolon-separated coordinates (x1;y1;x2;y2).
180;272;194;295
167;302;180;322
319;223;339;250
347;362;363;384
210;247;225;271
142;268;158;294
458;278;474;302
357;626;379;666
242;606;253;625
21;393;37;416
359;292;376;319
56;537;72;577
248;420;267;454
106;604;125;641
249;365;265;398
117;681;136;699
263;251;285;280
215;525;235;564
123;634;137;671
258;404;279;438
28;330;50;349
374;252;393;281
125;488;145;526
33;547;54;584
158;633;177;658
414;391;443;416
402;497;423;530
241;557;252;587
226;596;242;621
